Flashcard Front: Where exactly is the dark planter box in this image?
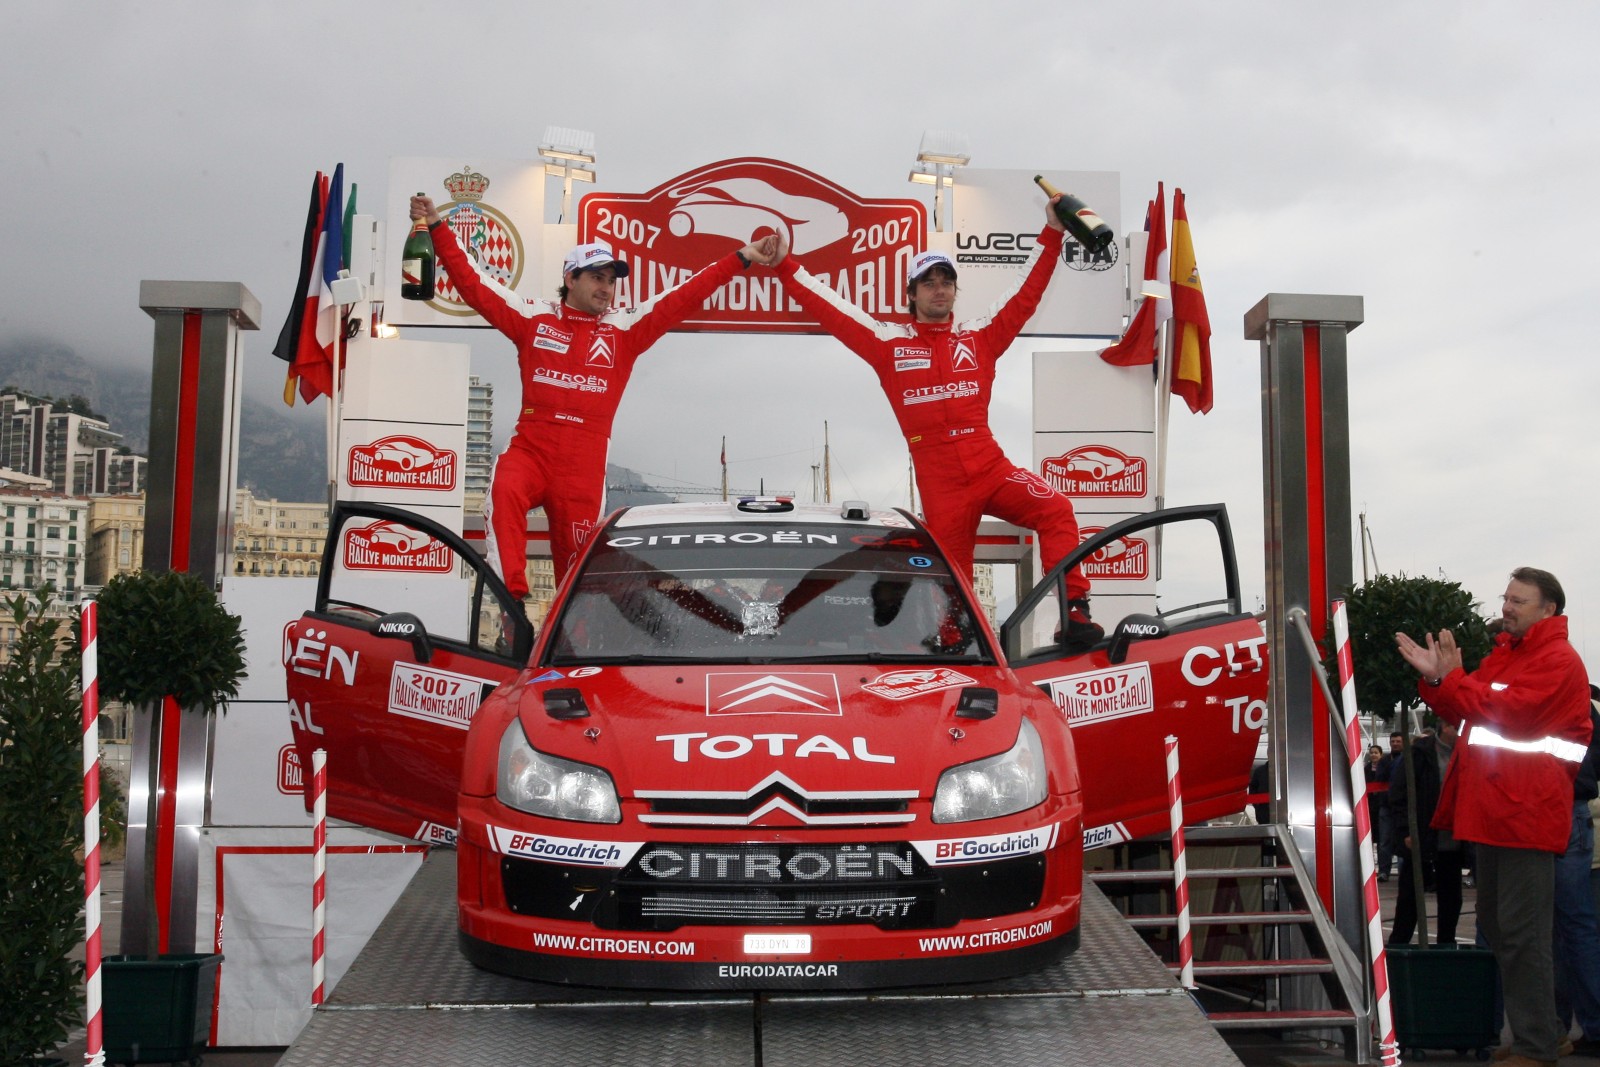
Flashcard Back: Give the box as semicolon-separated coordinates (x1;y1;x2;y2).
1386;943;1497;1056
102;953;223;1065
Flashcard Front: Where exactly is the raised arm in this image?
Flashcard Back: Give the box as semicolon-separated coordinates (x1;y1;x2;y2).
974;221;1065;351
773;241;902;364
411;194;537;337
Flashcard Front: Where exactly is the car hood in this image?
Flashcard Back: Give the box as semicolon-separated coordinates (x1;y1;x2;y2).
515;664;1029;797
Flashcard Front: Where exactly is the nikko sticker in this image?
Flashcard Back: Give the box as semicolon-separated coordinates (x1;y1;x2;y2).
1040;662;1154;727
1082;821;1132;850
486;826;643;868
863;668;977;701
387;663;486;730
913;823;1060;867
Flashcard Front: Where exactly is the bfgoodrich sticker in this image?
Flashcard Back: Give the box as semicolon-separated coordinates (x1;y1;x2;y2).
486;826;643;868
912;823;1060;867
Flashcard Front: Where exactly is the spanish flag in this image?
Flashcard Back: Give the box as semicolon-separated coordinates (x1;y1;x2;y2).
1169;188;1212;415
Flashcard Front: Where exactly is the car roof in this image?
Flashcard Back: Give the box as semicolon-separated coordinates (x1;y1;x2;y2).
610;500;912;530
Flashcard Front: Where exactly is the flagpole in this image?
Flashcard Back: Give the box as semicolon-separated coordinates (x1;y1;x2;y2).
327;314;341;506
1153;318;1174;514
823;421;831;504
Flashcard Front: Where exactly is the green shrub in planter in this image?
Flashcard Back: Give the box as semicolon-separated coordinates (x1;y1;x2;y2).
0;585;85;1064
95;570;246;961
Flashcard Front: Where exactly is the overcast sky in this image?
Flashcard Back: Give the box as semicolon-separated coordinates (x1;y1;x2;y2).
7;1;1598;668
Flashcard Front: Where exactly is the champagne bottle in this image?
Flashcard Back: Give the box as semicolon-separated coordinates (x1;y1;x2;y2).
1033;175;1114;253
401;195;436;301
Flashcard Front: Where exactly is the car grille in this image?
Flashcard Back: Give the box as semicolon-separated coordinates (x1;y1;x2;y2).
645;796;910;818
501;842;1045;931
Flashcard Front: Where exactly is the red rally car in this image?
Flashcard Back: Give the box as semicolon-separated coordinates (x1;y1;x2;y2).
284;498;1266;990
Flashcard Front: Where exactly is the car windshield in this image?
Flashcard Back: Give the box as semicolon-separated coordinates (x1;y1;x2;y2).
544;520;990;665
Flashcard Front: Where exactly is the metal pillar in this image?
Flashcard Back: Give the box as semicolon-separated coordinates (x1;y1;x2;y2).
123;281;258;954
1245;292;1364;952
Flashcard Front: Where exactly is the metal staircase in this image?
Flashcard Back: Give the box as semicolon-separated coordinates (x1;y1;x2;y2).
1089;821;1373;1061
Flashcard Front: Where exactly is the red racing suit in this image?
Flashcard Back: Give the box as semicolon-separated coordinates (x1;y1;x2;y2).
1426;615;1592;853
776;226;1087;597
432;220;744;595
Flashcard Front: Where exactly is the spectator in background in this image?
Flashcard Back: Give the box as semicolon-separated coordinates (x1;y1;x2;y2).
1387;719;1463;945
1591;793;1600;924
1552;686;1600;1056
1376;731;1404;880
1397;567;1592;1067
1366;744;1389;868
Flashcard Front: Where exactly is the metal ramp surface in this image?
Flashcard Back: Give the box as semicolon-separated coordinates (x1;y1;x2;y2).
277;852;1244;1066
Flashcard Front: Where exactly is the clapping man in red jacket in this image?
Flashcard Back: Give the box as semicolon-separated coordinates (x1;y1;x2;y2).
1397;568;1593;1067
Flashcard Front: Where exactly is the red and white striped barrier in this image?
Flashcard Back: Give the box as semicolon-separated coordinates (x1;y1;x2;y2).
311;748;327;1007
82;599;105;1067
1333;601;1400;1066
1164;734;1195;989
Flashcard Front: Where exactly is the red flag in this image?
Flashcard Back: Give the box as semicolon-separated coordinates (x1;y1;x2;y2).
1169;188;1212;415
1099;182;1168;366
272;172;326;405
292;163;345;404
284;173;331;404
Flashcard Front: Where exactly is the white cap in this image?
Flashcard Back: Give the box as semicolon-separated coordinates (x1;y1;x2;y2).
562;242;631;278
908;250;956;283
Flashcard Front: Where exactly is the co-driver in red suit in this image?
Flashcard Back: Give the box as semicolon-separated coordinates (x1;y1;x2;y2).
773;194;1100;645
411;195;779;603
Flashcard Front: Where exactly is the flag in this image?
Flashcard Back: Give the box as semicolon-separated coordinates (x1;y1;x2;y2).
341;182;357;272
292;163;345;404
1099;182;1168;367
272;172;326;405
1169;188;1212;415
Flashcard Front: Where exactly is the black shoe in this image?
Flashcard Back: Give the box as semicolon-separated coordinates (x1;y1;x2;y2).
1063;598;1103;651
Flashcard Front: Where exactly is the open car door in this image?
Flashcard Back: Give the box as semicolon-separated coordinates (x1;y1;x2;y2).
282;502;533;845
1001;504;1268;850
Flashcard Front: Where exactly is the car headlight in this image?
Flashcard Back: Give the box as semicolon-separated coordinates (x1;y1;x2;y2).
932;718;1047;824
497;720;621;824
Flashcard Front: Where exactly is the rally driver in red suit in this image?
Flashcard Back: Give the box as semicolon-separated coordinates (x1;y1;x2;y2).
411;195;778;601
773;194;1098;643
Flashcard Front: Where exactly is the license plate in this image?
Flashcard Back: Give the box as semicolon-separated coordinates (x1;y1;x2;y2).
743;933;811;955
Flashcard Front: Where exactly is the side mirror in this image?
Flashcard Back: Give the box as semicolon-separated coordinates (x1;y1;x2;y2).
1106;613;1168;665
374;612;434;663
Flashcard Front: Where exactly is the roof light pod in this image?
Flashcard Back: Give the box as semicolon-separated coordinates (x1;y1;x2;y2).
735;496;794;513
